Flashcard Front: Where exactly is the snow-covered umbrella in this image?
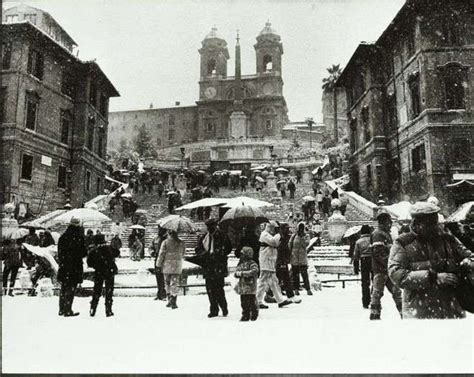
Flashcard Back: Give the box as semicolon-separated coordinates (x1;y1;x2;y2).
121;192;133;198
166;191;177;196
219;205;268;227
10;228;29;240
197;170;207;174
84;202;99;210
255;176;265;183
135;209;147;215
22;243;59;274
240;175;247;180
446;201;474;223
221;196;274;208
175;198;227;211
275;167;288;173
52;208;111;224
130;224;146;230
302;195;316;202
252;170;262;174
276;179;287;184
342;225;362;239
159;215;195;233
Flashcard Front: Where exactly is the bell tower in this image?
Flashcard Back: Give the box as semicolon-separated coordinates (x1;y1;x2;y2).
199;26;230;80
254;21;283;76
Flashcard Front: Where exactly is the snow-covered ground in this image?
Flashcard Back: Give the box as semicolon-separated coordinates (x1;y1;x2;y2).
2;283;473;374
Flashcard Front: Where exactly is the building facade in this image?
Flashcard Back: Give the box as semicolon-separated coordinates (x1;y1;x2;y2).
337;0;474;208
108;22;290;164
322;87;349;142
1;6;119;217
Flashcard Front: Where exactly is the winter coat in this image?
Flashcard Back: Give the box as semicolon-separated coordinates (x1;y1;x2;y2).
288;181;296;192
89;244;120;277
2;242;22;269
24;233;40;246
195;230;232;278
110;236;122;252
289;231;310;266
389;230;473;319
259;231;281;272
57;226;87;285
156;237;185;275
276;233;291;267
235;232;260;264
370;228;392;274
353;234;372;261
235;255;259;295
151;234;167;267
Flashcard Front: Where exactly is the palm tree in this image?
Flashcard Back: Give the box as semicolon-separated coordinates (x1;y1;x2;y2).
322;64;342;143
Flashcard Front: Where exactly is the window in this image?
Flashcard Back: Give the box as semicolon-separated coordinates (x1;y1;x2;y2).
96;177;101;195
444;65;466;110
87;118;95;150
169;128;175;140
366;164;372;188
408;73;421;119
58;165;67;189
98;129;105;158
218;151;228;160
25;96;38;130
411;143;426;173
450;138;471;166
263;55;273;72
2;42;12;70
441;16;460;45
85;171;91;191
21;153;33;181
387;93;398;131
27;49;43;80
206;122;214;133
99;93;107;116
361;106;370;143
207;59;217;75
0;87;5;123
89;82;98;108
169;114;175;126
350;118;357;153
5;14;19;23
61;69;75;97
24;14;37;25
265;119;273;130
60;110;71;144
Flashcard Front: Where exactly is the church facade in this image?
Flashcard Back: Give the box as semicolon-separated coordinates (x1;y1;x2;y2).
108;22;290;164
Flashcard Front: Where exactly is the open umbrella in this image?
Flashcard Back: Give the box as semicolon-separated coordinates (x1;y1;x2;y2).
222;196;274;208
84;202;99;210
240;175;248;180
53;208;111;224
130;224;146;230
160;215;195;233
276;179;287;184
10;228;29;240
219;205;268;227
175;197;227;211
135;209;148;215
255;176;265;183
22;243;59;273
252;170;262;174
166;191;177;196
275;167;288;173
302;195;316;202
121;193;133;198
446;201;474;223
342;225;362;239
197;170;207;174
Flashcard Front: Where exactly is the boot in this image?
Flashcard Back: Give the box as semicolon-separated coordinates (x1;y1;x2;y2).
166;294;172;308
90;306;97;317
106;306;114;317
8;288;14;297
369;305;381;320
307;290;313;296
170;296;178;309
290;296;302;304
278;299;292;308
2;288;7;296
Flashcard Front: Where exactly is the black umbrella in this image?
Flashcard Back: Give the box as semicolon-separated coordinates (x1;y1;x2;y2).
219;205;268;227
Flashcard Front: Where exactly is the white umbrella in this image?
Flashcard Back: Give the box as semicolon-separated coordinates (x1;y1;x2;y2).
385;201;413;221
342;225;362;239
446;201;474;223
159;215;195;233
276;179;287;184
302;195;316;202
166;191;177;196
130;224;146;230
10;228;29;240
84;202;99;210
53;208;111;224
222;196;274;208
255;176;265;183
275;167;288;172
175;197;227;211
22;243;59;273
121;193;133;198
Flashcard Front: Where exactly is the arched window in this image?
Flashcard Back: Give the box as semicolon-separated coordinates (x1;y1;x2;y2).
263;55;272;72
207;59;217;75
444;64;466;110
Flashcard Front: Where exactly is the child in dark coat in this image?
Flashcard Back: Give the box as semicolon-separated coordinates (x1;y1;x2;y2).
234;246;259;321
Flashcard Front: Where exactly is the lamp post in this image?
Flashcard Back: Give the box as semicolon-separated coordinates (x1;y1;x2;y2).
305;117;315;151
268;145;274;172
180;147;185;170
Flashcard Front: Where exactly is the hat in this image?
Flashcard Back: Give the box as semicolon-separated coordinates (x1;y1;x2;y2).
360;224;371;235
267;220;278;229
205;218;218;227
375;209;392;221
241;246;254;259
410;202;440;218
70;217;81;226
427;196;439;206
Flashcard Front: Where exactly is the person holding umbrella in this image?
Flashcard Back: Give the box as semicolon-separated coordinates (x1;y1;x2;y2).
194;218;232;318
2;238;23;296
57;217;87;317
150;226;168;301
156;229;186;309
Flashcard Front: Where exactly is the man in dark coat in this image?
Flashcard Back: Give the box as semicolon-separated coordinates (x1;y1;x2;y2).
88;234;120;317
353;225;372;308
389;202;473;319
288;180;296;199
57;218;87;317
194;218;232;318
369;211;402;320
276;223;300;303
235;225;260;264
150;226;168;300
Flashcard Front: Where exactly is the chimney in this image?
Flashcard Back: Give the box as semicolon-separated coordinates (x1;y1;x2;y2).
175;101;180;106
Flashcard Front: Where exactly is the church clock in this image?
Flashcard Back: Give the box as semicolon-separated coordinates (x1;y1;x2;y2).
204;86;217;99
263;82;273;95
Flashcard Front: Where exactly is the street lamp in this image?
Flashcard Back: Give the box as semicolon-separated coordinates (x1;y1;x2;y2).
180;147;185;170
305;117;314;150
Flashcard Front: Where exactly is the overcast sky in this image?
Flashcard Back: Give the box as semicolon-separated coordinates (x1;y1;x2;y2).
6;0;405;121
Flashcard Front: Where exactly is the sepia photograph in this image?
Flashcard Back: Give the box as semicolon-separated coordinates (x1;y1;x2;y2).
0;0;473;374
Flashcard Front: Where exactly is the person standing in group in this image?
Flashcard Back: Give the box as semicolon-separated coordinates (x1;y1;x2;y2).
130;236;143;261
339;193;349;216
276;223;301;304
150;226;168;301
288;180;296;199
234;246;260;321
352;225;373;308
289;222;312;296
156;230;185;309
316;191;323;212
194;219;232;318
1;239;22;296
389;202;473;319
256;221;292;309
110;233;122;256
312;181;318;196
322;194;331;217
369;211;402;320
87;234;120;317
22;227;39;268
57;217;87;317
29;230;55;296
279;180;287;198
157;181;165;198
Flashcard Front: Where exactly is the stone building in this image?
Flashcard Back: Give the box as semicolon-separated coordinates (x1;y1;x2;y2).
0;5;119;216
108;22;290;164
322;87;348;142
337;0;474;208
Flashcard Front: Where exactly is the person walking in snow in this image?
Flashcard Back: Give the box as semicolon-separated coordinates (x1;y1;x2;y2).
289;222;312;296
352;225;372;308
234;246;260;321
256;221;292;309
276;223;301;303
288;179;296;199
1;239;22;296
156;230;185;309
150;226;167;301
